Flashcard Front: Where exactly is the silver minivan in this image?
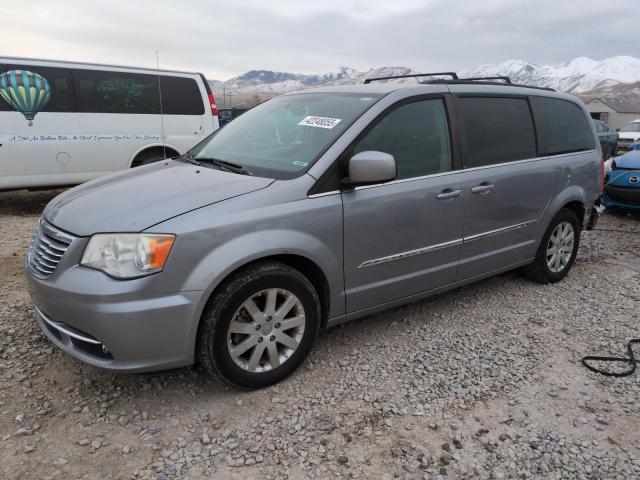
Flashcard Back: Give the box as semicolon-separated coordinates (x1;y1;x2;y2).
25;74;602;389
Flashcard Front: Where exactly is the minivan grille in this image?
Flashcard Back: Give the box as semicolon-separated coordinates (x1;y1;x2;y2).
27;220;75;279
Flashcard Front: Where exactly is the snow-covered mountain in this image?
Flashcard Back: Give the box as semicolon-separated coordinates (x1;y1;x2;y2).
459;56;640;93
211;56;640;105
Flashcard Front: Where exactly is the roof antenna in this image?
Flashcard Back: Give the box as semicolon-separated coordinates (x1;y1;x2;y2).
156;50;167;159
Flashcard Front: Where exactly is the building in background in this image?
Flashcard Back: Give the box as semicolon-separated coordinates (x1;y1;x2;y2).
585;98;640;130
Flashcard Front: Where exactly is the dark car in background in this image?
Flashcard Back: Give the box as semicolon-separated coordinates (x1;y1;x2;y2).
218;106;248;127
593;120;618;159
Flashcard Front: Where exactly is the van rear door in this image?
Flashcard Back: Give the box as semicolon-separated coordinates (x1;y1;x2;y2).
159;74;209;154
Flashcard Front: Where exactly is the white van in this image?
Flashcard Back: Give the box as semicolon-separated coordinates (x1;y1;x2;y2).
0;57;219;190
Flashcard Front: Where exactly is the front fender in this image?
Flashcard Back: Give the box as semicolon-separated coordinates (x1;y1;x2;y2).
184;229;342;296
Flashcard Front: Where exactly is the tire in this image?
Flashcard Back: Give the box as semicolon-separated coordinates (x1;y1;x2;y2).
523;208;581;284
197;261;321;390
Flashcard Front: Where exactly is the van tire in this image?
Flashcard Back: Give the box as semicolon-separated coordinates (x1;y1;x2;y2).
523;208;581;284
131;148;178;168
197;261;321;390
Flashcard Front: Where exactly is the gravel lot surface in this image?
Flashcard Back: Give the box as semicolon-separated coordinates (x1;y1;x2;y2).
1;189;639;480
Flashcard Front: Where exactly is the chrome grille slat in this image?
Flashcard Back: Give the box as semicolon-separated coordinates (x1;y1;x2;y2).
35;245;64;258
34;239;65;256
37;235;68;251
27;220;75;279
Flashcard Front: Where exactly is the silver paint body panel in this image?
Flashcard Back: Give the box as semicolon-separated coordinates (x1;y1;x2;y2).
25;83;601;372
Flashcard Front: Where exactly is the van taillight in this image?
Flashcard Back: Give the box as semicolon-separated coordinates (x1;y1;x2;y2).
208;93;218;116
599;154;605;194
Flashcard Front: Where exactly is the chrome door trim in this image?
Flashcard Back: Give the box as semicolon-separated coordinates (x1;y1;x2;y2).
358;219;537;268
463;219;537;243
358;238;463;269
307;190;340;199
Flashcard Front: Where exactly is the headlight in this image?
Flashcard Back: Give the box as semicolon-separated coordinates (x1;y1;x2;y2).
81;234;175;279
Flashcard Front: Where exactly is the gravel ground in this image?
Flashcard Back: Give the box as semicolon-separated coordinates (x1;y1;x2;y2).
1;189;639;480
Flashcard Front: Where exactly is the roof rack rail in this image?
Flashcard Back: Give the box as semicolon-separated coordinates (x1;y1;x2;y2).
364;72;459;84
460;76;513;84
363;72;555;91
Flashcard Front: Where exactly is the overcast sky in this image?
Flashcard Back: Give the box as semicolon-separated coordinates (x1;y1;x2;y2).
2;0;637;80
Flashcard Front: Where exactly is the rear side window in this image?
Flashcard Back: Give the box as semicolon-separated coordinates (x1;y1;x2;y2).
158;75;204;115
74;69;204;115
531;97;595;155
354;98;452;180
458;97;536;168
2;64;75;113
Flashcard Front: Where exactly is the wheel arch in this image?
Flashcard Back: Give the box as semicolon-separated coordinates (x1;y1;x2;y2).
197;254;332;331
538;186;591;239
129;144;182;168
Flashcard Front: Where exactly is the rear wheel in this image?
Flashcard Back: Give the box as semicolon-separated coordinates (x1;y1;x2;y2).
197;261;321;389
523;208;581;284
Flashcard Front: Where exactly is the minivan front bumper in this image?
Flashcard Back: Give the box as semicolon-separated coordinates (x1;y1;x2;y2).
26;265;204;373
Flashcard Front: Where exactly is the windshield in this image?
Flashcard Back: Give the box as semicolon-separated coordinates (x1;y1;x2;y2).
621;122;640;133
190;93;383;179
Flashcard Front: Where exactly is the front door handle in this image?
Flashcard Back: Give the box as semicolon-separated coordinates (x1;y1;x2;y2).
436;188;462;200
471;183;495;194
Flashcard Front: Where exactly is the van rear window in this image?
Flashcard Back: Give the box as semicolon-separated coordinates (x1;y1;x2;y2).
74;69;204;115
531;97;595;155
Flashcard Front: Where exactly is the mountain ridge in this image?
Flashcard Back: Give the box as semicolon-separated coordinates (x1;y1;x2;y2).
210;56;640;105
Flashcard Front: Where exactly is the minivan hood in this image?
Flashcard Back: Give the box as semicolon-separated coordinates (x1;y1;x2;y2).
44;160;274;236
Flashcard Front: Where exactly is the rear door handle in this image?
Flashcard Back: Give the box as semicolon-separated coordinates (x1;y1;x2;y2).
471;183;494;194
436;188;462;200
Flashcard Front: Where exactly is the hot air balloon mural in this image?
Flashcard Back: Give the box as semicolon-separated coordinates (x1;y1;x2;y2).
0;70;51;126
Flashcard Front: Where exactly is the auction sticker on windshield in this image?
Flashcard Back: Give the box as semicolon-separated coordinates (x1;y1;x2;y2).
298;116;342;129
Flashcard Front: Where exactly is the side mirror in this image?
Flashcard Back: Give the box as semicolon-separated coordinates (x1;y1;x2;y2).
616;128;620;132
346;151;397;186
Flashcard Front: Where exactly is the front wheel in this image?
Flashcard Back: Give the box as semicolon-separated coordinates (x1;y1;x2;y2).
523;208;581;284
197;261;321;389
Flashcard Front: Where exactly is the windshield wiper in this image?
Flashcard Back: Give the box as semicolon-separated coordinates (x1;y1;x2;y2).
178;153;201;166
195;157;252;175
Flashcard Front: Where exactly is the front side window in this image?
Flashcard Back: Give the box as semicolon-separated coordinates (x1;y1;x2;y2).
190;93;383;179
2;64;75;113
531;96;595;155
353;98;452;179
458;97;536;168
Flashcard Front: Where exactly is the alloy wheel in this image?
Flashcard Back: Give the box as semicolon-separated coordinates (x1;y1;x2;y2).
546;221;574;273
227;288;306;373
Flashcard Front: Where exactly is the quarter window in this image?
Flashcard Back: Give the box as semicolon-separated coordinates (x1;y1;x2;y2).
353;99;452;180
531;96;595;155
458;97;536;168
